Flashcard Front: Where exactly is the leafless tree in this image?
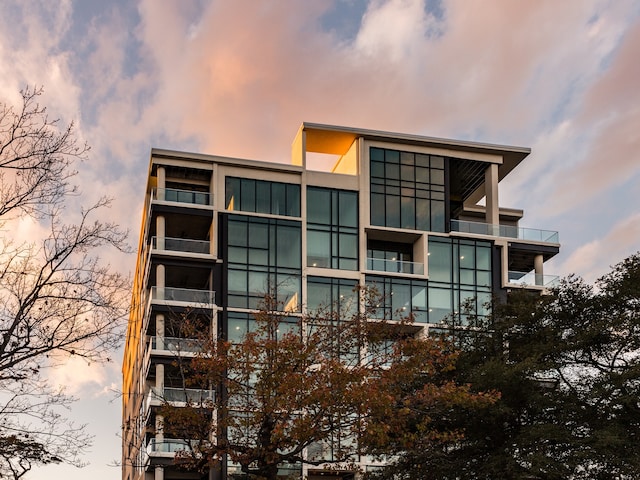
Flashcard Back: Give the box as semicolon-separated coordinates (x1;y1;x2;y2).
0;87;130;478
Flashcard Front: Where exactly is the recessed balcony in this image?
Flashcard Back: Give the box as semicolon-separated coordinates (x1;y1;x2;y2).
366;257;424;275
147;438;194;455
451;219;559;244
153;187;211;206
151;286;216;306
508;271;559;288
151;236;211;255
150;336;202;354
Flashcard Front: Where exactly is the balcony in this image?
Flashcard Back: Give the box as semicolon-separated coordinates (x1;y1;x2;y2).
146;387;214;412
451;220;559;244
151;286;216;306
151;236;211;255
366;257;424;275
150;336;201;353
508;271;559;288
147;438;193;454
153;187;211;206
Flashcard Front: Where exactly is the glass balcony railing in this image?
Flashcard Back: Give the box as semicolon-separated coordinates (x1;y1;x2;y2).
451;220;559;243
508;271;559;287
150;336;202;353
147;438;193;454
153;187;211;206
151;236;211;255
151;286;215;305
366;257;424;275
163;387;214;403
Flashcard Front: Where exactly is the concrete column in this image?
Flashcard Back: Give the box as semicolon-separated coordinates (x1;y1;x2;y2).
157;166;166;200
156;264;165;300
485;163;499;227
156;313;165;351
155;466;164;480
154;411;165;480
156;215;165;250
534;254;544;286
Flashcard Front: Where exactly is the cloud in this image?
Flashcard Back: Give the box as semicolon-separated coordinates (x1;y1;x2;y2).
556;212;640;283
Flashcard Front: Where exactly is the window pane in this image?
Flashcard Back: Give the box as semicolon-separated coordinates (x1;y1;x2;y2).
429;240;451;282
228;220;247;247
308;231;330;268
256;181;271;214
477;246;491;270
431;200;445;233
338;191;357;227
401;196;415;230
226;177;239;210
271;182;285;215
286;184;300;217
307;188;331;224
277;225;301;268
371;193;385;226
240;179;256;212
370;147;384;161
385;195;400;228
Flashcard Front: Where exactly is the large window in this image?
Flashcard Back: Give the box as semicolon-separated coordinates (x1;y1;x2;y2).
428;237;493;324
226;215;301;311
225;177;300;217
307;187;358;270
365;237;492;324
370;147;445;232
307;277;359;316
365;275;429;322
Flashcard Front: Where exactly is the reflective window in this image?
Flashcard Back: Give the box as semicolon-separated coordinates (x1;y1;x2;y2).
307;187;358;270
370;147;446;232
225;177;300;217
307;277;359;316
226;215;301;311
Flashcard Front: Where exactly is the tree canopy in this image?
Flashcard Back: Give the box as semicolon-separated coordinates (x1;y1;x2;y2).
157;293;496;480
371;252;640;480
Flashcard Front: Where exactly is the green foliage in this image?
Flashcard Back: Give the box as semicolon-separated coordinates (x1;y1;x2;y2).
370;252;640;480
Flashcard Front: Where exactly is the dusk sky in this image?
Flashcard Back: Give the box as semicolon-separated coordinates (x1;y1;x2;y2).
1;1;639;479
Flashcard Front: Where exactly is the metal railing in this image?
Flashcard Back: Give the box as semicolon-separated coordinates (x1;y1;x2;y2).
366;257;424;275
451;220;559;243
508;271;559;287
151;286;215;305
152;236;211;255
153;187;211;206
150;336;201;353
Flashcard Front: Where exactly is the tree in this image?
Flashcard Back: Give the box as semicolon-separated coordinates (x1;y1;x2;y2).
371;253;640;480
157;292;496;480
0;87;130;478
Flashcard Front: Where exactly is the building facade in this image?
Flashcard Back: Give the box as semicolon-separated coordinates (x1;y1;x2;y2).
122;123;560;480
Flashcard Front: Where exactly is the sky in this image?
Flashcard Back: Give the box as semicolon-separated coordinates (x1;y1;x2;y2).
0;0;639;479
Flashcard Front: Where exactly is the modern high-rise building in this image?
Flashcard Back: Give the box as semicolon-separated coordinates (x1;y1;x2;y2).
122;123;560;480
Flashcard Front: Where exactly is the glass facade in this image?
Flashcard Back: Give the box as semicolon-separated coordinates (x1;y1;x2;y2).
225;177;300;217
427;236;493;324
307;276;359;316
370;146;446;232
226;215;301;311
366;237;492;324
307;187;358;270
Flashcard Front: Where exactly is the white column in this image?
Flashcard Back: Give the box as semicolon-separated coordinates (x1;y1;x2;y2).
156;264;165;300
534;254;544;286
156;215;165;251
157;166;166;201
156;313;165;351
485;163;499;227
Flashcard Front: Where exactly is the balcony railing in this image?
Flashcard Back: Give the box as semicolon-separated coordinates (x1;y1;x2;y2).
366;257;424;275
150;336;201;353
163;387;214;404
147;438;193;454
508;271;559;287
153;187;211;206
151;286;215;305
151;236;211;255
451;220;559;243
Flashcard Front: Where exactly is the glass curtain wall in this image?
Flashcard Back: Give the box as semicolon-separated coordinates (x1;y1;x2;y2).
307;187;358;270
370;147;445;232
